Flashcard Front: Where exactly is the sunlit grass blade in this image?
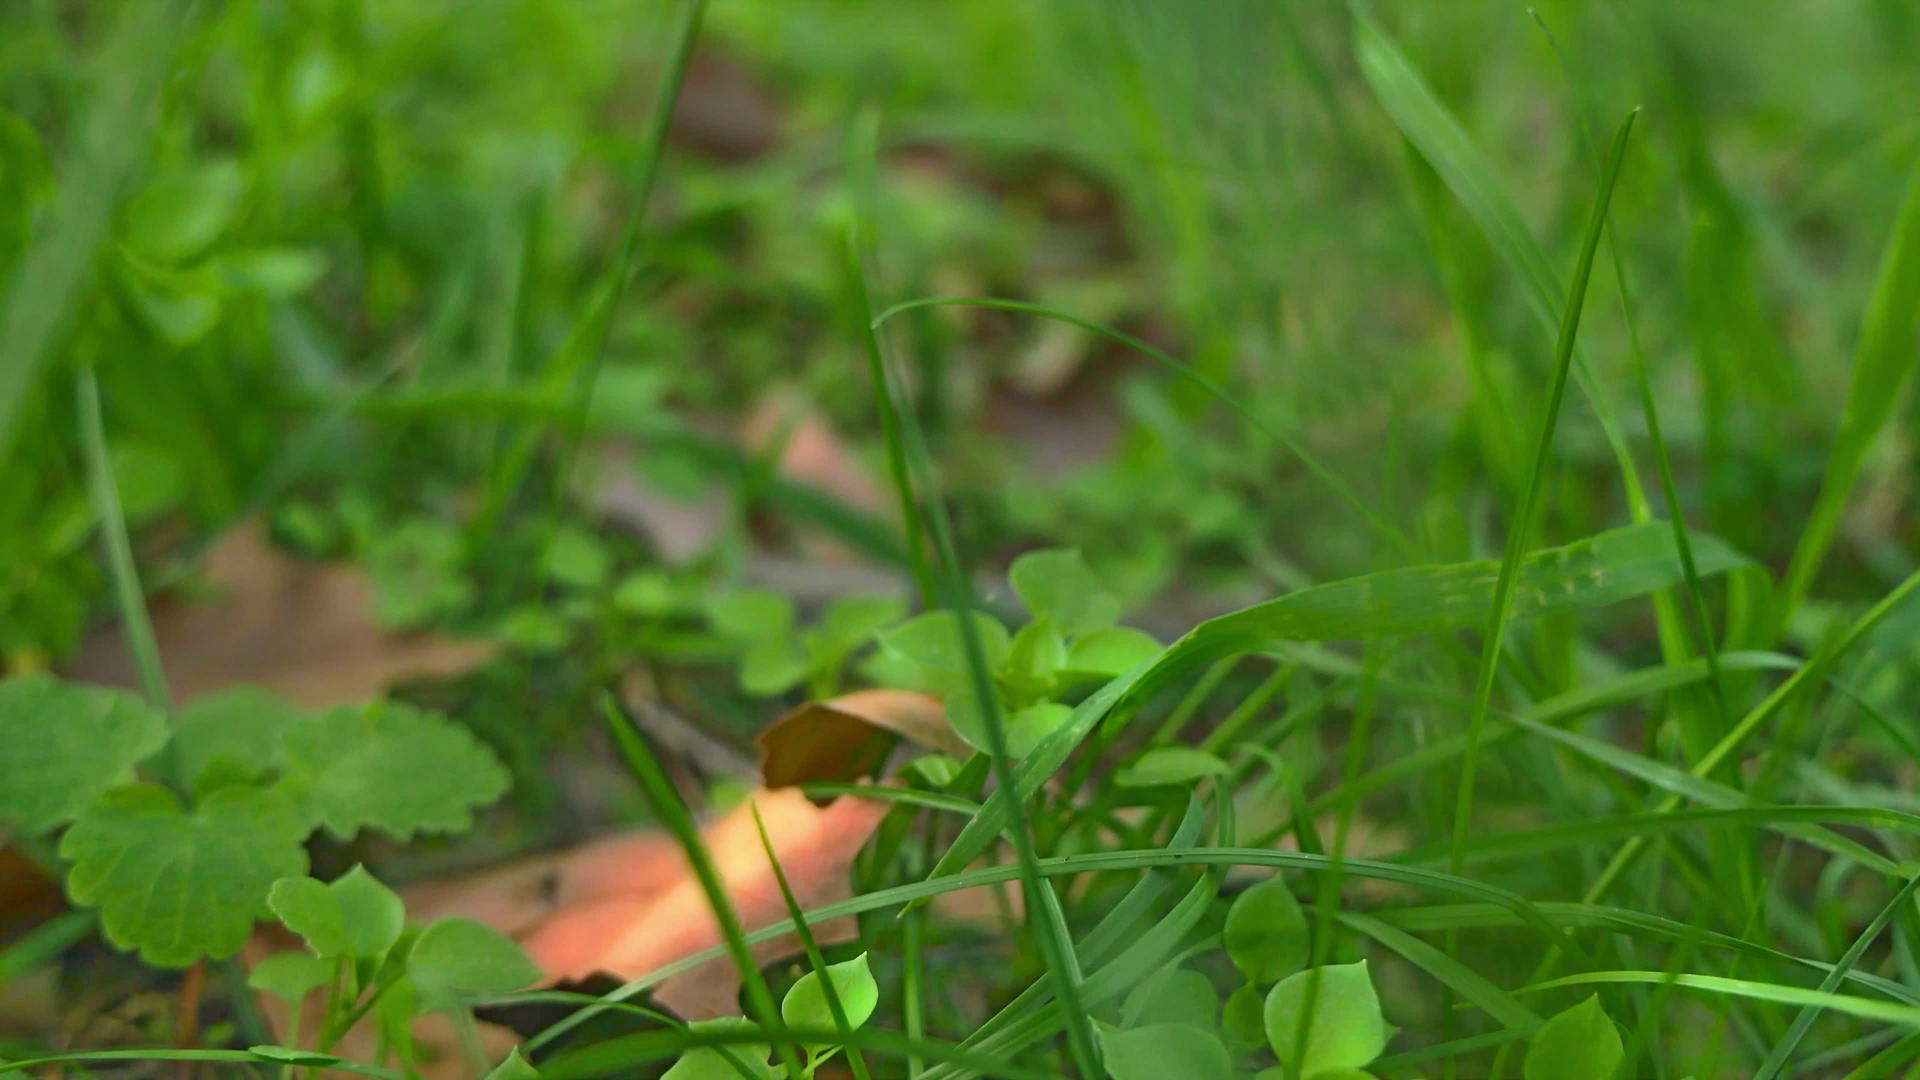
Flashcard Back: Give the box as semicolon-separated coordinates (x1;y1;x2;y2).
1518;971;1920;1029
749;804;872;1080
1447;106;1638;879
599;696;802;1076
1779;159;1920;621
1338;912;1541;1031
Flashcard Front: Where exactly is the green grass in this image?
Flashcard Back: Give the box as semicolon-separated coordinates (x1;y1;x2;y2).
6;0;1920;1077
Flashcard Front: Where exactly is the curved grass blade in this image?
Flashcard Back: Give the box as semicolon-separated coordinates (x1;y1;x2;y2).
1338;912;1542;1031
1447;106;1639;879
1753;872;1920;1079
749;804;872;1080
600;697;802;1077
538;1022;1071;1080
925;520;1749;891
1518;971;1920;1029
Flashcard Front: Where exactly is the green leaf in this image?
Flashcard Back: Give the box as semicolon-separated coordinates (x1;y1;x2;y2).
268;865;405;959
781;952;879;1043
1010;548;1120;635
279;700;510;840
1063;626;1163;679
1115;747;1229;788
1005;702;1072;759
740;636;809;697
543;527;613;590
171;686;304;789
1095;1023;1235;1080
0;674;167;835
704;590;794;641
814;594;907;657
1222;984;1266;1049
1263;962;1388;1075
484;1048;543;1080
662;1018;776;1080
408;917;542;1001
59;784;308;967
613;570;682;616
123;159;245;262
1524;995;1623;1080
1121;967;1220;1030
1225;876;1309;985
246;951;333;1004
1005;618;1069;694
876;610;1011;675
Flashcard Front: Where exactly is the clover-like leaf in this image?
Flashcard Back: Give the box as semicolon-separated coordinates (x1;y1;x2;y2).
1525;994;1623;1080
171;686;304;789
542;527;612;590
1225;876;1309;985
1005;702;1072;759
704;589;794;640
279;700;509;840
0;675;167;835
1010;548;1120;636
1095;1023;1235;1080
875;610;1010;677
247;951;333;1004
59;783;308;967
1263;961;1387;1076
408;917;541;1003
781;952;879;1046
269;864;405;959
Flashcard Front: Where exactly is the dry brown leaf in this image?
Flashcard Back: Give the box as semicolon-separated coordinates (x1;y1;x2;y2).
392;788;887;1022
66;523;496;708
757;689;965;790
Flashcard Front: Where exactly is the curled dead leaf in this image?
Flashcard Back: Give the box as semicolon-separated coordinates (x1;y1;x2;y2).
757;689;967;790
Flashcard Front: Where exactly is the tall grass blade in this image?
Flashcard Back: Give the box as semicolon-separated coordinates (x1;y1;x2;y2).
1780;160;1920;620
75;365;171;710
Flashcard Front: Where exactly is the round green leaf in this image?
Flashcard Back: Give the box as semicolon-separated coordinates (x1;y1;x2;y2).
1224;876;1309;985
1006;702;1072;759
408;917;541;1000
663;1018;776;1080
247;951;333;1004
704;590;794;640
1094;1023;1235;1080
1263;961;1388;1075
1063;626;1162;679
876;610;1011;676
1524;994;1623;1080
268;876;344;957
1115;746;1229;788
781;952;879;1044
1222;984;1266;1050
0;674;168;835
272;865;405;959
542;527;612;590
279;701;510;840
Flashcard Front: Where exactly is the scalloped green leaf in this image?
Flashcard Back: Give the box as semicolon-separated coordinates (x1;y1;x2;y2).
247;951;332;1004
279;700;509;840
0;674;168;835
59;783;308;967
171;685;304;788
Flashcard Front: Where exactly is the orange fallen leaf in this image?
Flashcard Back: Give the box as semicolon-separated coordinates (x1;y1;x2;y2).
400;787;889;1021
66;523;496;708
757;689;966;790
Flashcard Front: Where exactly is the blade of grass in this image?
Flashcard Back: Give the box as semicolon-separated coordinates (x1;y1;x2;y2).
1753;872;1920;1078
599;697;802;1078
1448;108;1639;878
749;804;873;1080
1517;971;1920;1029
0;0;196;463
75;363;171;711
1779;158;1920;622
